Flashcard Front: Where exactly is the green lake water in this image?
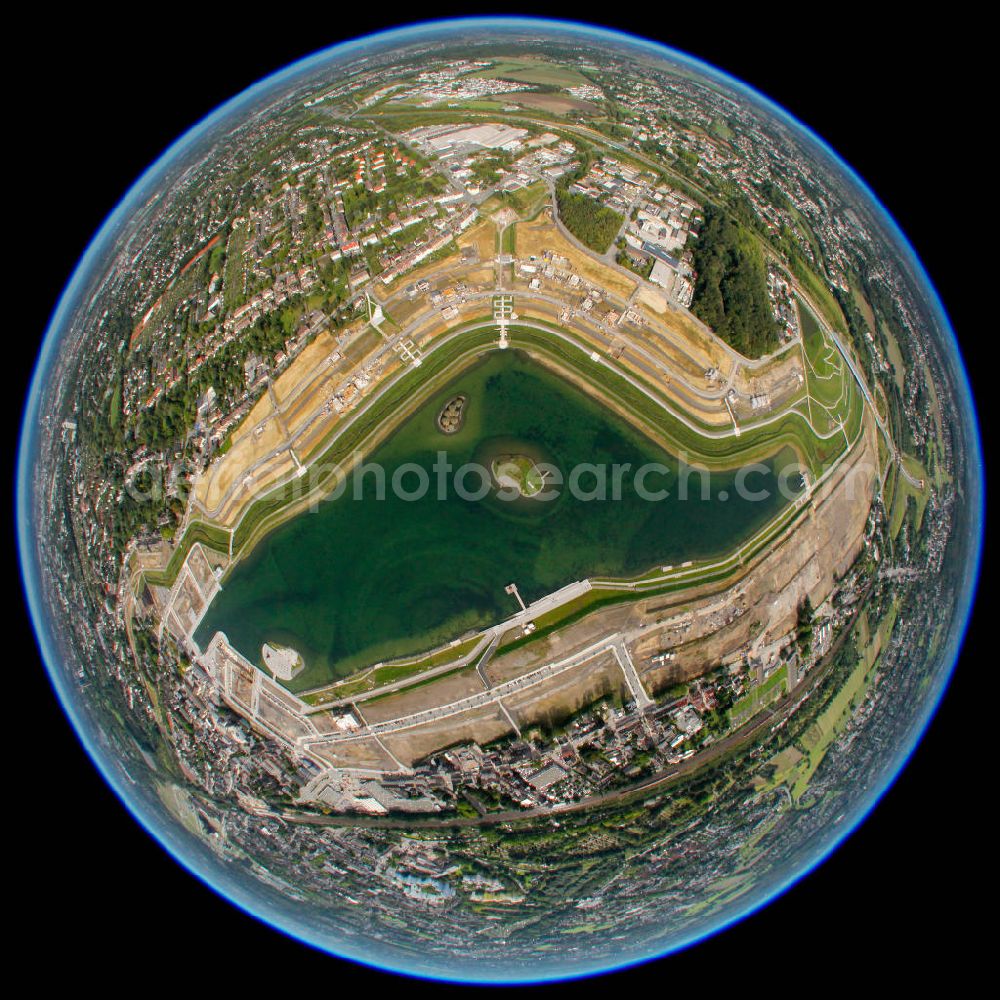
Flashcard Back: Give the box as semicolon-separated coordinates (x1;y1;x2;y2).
195;350;792;690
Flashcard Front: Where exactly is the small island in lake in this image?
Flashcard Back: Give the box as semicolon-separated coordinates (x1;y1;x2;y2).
262;642;304;680
437;394;467;434
491;454;547;498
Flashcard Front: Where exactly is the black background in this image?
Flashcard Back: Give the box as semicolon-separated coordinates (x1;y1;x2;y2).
13;7;985;991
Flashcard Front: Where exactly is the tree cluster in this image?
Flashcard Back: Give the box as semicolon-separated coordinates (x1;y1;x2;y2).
690;203;779;358
555;188;623;254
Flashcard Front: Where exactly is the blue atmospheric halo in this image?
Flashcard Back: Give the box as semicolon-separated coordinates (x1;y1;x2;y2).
18;16;984;984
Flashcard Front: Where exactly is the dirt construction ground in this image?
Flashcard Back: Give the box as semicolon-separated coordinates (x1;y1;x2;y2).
517;211;637;302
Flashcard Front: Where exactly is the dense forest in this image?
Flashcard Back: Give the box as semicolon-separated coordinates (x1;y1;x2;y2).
555;188;623;254
690;203;780;358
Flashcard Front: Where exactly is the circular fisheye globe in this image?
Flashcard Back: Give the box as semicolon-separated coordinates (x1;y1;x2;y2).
18;16;982;983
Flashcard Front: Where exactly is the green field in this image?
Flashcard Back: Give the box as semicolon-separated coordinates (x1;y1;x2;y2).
753;602;898;802
471;59;591;88
792;604;896;799
889;454;930;538
501;224;516;255
789;258;846;334
729;664;787;724
794;296;865;447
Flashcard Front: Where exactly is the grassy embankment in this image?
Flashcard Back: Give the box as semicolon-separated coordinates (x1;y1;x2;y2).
148;315;861;600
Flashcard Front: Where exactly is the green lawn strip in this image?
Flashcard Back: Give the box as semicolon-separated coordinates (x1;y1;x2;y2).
789;258;846;334
790;600;897;799
728;664;788;725
363;663;481;704
301;634;485;705
799;295;849;411
889;453;930;538
501;223;516;255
